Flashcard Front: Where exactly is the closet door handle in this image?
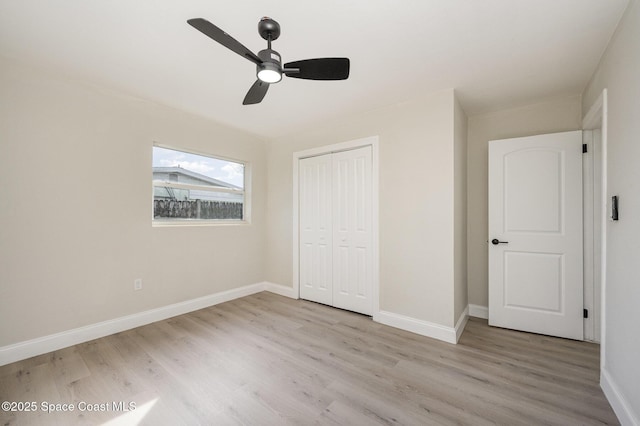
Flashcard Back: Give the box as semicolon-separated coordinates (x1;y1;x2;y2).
491;239;509;245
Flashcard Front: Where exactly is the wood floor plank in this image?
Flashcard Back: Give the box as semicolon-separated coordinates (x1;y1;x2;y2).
0;292;619;425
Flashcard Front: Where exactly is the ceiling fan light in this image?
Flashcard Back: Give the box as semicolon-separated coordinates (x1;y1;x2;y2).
258;68;281;83
257;60;282;83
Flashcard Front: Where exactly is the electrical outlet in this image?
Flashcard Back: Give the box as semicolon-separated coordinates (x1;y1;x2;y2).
134;279;142;291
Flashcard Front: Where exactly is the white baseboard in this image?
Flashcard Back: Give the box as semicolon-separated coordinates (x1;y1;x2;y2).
601;368;639;426
455;306;469;343
469;304;489;319
263;282;297;299
0;282;271;367
374;310;459;344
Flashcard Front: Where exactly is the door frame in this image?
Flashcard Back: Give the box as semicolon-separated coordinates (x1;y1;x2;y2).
582;90;608;355
292;136;380;314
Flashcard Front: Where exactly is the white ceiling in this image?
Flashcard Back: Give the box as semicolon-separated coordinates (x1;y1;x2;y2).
0;0;628;139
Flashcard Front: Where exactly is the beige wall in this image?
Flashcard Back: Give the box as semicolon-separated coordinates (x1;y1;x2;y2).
582;0;640;418
0;59;267;346
267;89;463;327
466;96;582;308
453;95;468;321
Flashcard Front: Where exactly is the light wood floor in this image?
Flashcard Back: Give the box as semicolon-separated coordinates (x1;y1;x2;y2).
1;292;618;425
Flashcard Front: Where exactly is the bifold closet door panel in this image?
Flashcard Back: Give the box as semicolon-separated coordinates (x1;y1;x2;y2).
332;146;373;315
299;154;333;306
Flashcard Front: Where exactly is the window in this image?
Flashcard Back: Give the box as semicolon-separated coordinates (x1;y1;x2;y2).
152;145;246;223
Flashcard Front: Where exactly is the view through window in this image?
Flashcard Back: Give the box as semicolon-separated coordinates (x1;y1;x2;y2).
152;146;245;221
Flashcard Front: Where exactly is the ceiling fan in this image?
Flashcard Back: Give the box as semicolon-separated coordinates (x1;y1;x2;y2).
187;17;350;105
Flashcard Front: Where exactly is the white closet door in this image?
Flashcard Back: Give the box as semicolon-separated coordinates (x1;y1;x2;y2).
332;146;373;315
299;154;333;306
298;146;373;316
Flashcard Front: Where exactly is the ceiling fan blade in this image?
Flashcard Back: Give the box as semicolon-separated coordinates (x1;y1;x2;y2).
283;58;350;80
187;18;262;65
243;80;269;105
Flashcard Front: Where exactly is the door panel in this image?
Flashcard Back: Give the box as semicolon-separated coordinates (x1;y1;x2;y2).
299;154;333;306
332;147;373;315
504;149;562;233
504;251;563;312
489;131;583;340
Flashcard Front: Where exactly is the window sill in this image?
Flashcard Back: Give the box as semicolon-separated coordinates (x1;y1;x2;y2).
152;219;250;228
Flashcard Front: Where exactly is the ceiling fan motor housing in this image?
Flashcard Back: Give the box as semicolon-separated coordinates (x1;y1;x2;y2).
257;48;282;82
258;49;282;67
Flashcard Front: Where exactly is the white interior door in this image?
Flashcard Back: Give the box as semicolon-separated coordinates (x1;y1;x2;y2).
332;147;373;315
488;130;584;340
299;146;373;316
299;154;333;306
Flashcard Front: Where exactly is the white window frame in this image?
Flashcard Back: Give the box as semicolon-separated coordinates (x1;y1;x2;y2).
152;143;251;227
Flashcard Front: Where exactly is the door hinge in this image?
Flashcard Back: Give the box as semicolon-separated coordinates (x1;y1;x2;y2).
583;308;589;319
582;143;588;153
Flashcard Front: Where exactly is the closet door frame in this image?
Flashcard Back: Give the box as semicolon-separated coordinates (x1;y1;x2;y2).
292;136;380;315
